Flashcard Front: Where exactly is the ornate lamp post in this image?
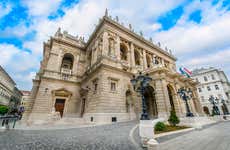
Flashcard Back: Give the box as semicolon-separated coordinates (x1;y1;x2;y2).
177;87;194;117
130;72;152;120
208;96;220;115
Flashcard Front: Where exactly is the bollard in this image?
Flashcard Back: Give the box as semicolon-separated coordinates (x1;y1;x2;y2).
147;139;159;150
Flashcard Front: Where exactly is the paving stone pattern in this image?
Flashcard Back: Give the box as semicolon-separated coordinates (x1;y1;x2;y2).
159;121;230;150
0;121;138;150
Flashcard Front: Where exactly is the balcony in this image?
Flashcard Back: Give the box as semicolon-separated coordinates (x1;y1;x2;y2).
61;68;72;75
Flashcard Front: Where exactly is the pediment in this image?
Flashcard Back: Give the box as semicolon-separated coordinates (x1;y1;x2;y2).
52;88;72;97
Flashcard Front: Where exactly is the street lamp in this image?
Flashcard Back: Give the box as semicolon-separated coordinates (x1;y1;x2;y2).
130;72;152;120
208;96;220;115
177;87;194;117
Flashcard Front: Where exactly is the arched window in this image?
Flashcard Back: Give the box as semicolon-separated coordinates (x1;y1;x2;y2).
146;54;151;68
61;53;74;70
120;44;128;61
134;49;140;66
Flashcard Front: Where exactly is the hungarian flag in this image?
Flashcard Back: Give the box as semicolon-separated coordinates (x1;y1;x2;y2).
179;67;192;77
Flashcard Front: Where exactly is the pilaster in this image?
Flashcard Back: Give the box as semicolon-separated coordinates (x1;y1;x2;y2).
130;43;135;68
155;79;169;118
143;50;147;69
102;31;108;56
115;36;120;60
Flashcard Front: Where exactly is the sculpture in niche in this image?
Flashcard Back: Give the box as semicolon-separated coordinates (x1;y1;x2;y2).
108;38;115;56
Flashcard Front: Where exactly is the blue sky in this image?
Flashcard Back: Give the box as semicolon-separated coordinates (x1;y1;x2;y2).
0;0;230;90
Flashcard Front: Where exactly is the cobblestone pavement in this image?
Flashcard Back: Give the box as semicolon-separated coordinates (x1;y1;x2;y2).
0;121;139;150
159;121;230;150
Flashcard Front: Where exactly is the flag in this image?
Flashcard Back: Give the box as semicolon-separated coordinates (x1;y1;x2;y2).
179;67;192;78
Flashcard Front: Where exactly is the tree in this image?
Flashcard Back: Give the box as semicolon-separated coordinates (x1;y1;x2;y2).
168;110;180;126
0;105;9;115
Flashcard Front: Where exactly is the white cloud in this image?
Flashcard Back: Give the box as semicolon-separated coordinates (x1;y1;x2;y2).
0;44;19;65
3;0;230;89
184;48;230;67
153;9;230;56
151;23;162;31
22;0;62;17
0;44;39;89
0;3;12;18
182;47;230;79
0;24;31;38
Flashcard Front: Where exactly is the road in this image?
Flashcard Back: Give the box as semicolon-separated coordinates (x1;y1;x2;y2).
0;121;139;150
1;120;230;150
159;121;230;150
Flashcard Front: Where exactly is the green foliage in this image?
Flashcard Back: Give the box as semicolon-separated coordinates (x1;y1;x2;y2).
168;110;180;126
155;122;166;131
0;105;9;115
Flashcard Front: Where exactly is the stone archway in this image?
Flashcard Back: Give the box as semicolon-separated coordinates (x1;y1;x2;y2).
144;86;158;119
221;104;229;115
167;85;175;112
203;106;210;115
125;89;136;120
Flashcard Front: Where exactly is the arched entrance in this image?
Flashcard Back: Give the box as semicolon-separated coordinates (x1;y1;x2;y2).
167;85;175;112
144;86;158;119
203;106;210;115
221;104;229;115
51;88;72;118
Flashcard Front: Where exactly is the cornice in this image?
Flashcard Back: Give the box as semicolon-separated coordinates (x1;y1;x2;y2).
86;16;177;61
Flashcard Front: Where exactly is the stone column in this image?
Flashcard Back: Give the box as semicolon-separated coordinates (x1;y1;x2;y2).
130;43;135;67
155;78;170;118
91;49;95;65
94;47;98;62
143;50;147;69
192;87;204;116
175;83;185;116
73;55;79;75
150;55;154;68
172;84;182;116
127;47;131;67
115;36;120;60
161;79;172;115
161;58;165;67
102;31;108;56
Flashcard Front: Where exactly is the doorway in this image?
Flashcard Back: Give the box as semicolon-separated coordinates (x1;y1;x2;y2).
55;99;66;117
144;86;158;119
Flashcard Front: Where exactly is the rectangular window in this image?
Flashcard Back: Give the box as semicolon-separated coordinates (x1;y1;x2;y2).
215;85;219;90
112;117;117;122
92;79;98;93
204;76;208;81
207;86;211;91
111;82;116;91
198;88;202;92
211;74;215;80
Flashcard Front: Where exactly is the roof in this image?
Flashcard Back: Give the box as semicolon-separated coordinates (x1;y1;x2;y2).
192;67;217;76
52;10;177;61
86;14;177;61
0;65;16;85
20;90;31;95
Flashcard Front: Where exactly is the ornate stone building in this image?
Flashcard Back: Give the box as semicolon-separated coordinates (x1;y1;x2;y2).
28;12;203;124
0;65;22;108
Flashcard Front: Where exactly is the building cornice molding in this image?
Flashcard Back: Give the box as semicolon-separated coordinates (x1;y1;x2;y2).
86;16;177;61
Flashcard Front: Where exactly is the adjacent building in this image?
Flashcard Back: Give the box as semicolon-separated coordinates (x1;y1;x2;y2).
27;11;203;124
192;67;230;115
0;65;22;109
21;90;33;119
